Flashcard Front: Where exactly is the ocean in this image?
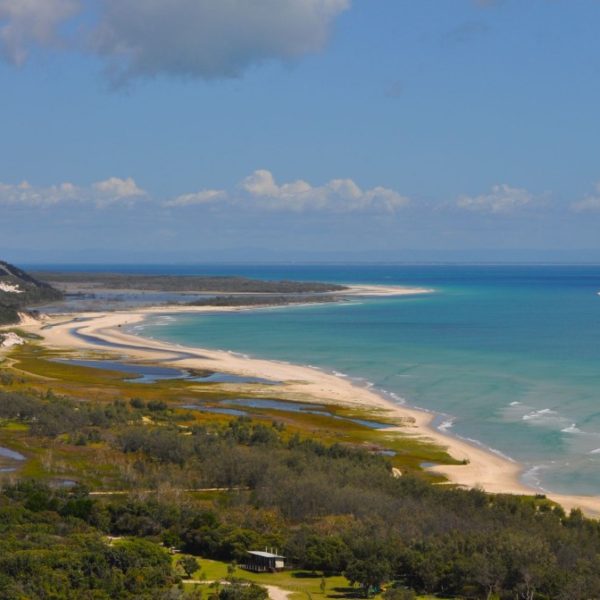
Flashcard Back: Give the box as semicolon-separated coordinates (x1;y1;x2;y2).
46;264;600;496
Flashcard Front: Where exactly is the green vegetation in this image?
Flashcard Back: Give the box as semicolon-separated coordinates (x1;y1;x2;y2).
0;482;176;598
31;271;346;294
186;294;338;307
0;260;63;325
3;342;600;598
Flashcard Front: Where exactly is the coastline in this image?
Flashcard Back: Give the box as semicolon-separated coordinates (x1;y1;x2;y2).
11;289;600;517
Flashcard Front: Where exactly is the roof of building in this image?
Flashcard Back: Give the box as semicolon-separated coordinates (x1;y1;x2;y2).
247;551;285;559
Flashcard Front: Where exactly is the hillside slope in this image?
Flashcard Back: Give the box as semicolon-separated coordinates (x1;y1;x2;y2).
0;261;63;325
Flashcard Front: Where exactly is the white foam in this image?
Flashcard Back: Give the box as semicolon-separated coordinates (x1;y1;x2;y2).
510;401;521;406
561;424;583;434
438;417;455;432
332;370;348;378
521;465;549;491
459;436;516;462
522;408;558;421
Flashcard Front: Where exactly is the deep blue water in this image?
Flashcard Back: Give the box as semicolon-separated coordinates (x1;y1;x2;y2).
37;264;600;495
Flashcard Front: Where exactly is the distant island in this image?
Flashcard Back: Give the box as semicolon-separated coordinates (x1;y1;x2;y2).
33;270;347;294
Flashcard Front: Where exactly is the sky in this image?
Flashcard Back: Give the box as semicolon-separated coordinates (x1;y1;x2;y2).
1;0;600;263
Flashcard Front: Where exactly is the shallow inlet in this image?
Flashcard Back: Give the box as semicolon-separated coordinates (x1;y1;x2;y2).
182;405;248;417
225;397;393;429
52;358;278;385
185;397;393;430
0;447;26;461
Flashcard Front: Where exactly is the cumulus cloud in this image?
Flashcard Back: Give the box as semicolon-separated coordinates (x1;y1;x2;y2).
572;183;600;212
0;0;349;82
92;176;146;206
93;0;350;84
239;169;410;212
0;180;79;206
457;184;535;214
0;0;79;65
0;177;146;207
164;189;227;208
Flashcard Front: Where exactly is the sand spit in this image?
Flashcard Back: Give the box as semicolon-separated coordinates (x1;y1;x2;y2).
11;298;600;517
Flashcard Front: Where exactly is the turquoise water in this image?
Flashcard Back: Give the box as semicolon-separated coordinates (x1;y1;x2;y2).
128;265;600;496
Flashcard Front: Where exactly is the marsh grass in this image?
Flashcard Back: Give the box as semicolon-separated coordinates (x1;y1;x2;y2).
0;342;460;490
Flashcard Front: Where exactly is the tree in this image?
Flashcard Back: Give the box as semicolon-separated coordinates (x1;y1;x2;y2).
179;556;200;579
345;557;392;598
218;583;268;600
382;588;416;600
304;535;351;575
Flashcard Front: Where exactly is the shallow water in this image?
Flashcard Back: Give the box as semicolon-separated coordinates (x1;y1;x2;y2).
135;265;600;496
223;398;392;429
54;358;277;385
182;405;248;417
53;358;188;382
0;447;26;461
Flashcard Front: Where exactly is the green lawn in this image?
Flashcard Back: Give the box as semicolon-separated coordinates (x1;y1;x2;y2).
176;557;449;600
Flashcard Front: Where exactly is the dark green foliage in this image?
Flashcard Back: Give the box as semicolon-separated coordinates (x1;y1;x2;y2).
345;556;392;597
0;483;175;598
148;400;168;412
0;260;63;324
382;587;415;600
130;397;146;409
32;271;345;294
4;394;600;599
179;555;200;578
0;391;139;437
187;295;337;307
289;534;351;575
120;427;192;465
218;583;268;600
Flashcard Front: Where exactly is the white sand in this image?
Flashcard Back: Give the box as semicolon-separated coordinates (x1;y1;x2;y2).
12;300;600;517
0;332;25;349
338;285;433;296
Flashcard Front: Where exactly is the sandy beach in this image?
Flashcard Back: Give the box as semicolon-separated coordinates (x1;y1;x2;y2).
337;284;435;296
10;293;600;518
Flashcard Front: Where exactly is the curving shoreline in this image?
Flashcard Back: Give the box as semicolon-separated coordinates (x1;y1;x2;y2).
16;294;600;517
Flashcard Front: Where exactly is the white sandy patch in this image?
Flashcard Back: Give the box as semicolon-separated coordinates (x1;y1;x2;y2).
265;586;293;600
338;284;433;296
0;332;25;348
0;282;23;294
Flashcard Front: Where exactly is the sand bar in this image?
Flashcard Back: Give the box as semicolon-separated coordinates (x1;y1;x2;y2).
337;285;434;296
9;299;600;517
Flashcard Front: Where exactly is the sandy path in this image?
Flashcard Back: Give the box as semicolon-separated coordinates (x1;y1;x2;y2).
12;304;600;518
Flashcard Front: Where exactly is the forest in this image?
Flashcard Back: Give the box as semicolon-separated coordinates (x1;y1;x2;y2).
2;384;600;599
30;272;346;294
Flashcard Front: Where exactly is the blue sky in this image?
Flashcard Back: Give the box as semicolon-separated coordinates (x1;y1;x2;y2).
1;0;600;263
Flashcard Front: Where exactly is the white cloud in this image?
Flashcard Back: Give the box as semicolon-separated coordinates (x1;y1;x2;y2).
0;0;349;82
0;0;79;65
457;184;535;214
572;183;600;213
92;176;146;206
240;169;410;212
93;0;350;84
0;180;79;206
0;177;146;207
164;189;227;207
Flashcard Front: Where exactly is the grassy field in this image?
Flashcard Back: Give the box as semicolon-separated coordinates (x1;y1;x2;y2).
175;557;447;600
